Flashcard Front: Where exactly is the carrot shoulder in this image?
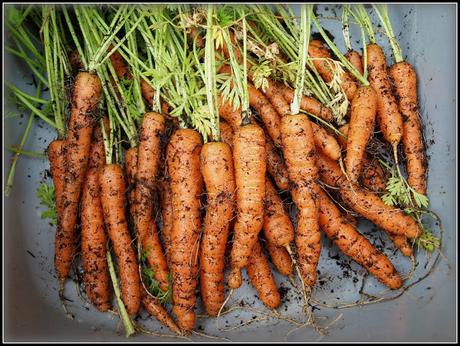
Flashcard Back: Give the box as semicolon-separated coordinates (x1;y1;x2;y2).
167;129;203;333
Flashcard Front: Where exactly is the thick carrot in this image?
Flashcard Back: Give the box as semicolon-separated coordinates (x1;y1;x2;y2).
264;240;293;277
345;86;378;183
55;72;101;283
247;83;282;147
142;289;181;335
345;50;364;76
263;178;294;247
166;129;203;333
229;123;266;289
317;188;402;289
99;164;141;316
219;120;234;148
200;142;236;317
308;40;358;101
81;168;111;312
338;123;387;192
48;139;65;219
265;136;290;191
246;241;281;309
311;122;341;161
218;95;243;129
366;43;403;146
280;115;321;287
278;83;333;122
389;61;426;195
317;152;421;240
134;112;169;293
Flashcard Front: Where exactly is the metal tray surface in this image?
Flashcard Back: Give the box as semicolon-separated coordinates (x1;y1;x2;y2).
3;4;457;342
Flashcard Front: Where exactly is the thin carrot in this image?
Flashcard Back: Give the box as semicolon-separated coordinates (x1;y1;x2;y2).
366;43;403;147
218;95;243;129
311;122;341;161
217;120;234;148
81;168;111;312
142;289;181;335
317;152;421;240
88;117;109;171
55;72;101;284
48;139;65;220
317;188;403;289
229;123;266;289
345;86;378;183
124;146;138;219
140;78;170;114
308;39;358;101
246;240;281;309
200;142;236;317
99;164;141;316
159;178;173;266
166;129;203;333
389;61;426;195
263;178;294;247
345;50;364;76
134;112;169;292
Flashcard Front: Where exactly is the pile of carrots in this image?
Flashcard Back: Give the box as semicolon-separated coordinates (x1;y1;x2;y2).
7;4;437;337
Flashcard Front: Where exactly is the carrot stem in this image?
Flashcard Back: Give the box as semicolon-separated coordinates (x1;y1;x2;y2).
373;5;403;63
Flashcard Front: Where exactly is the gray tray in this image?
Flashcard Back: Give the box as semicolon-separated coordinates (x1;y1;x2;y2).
4;4;457;342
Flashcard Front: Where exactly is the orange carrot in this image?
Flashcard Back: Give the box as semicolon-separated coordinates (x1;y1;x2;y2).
317;188;402;289
142;289;181;335
366;43;403;147
389;61;426;195
311;122;341;161
166;129;203;333
200;142;236;316
55;72;101;284
345;86;378;183
99;164;141;316
278;83;333;122
346;50;364;76
229;123;266;289
48;139;65;219
263;178;294;247
218;95;243;129
264;240;293;277
317;152;420;240
265;136;290;191
280;115;321;287
134;112;169;293
140;78;170;115
81;168;111;312
125;146;138;219
308;39;358;101
88;117;109;171
219;120;235;148
246;241;281;309
159;178;173;266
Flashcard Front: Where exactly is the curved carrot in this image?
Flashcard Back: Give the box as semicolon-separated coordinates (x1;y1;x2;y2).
308;40;358;101
99;164;141;316
280;114;320;287
55;72;101;283
263;178;294;247
366;43;403;146
318;188;402;289
166;129;203;333
345;86;378;182
134;112;169;292
278;83;333;122
229;123;266;289
246;241;281;309
317;152;421;240
345;50;364;76
218;95;243;129
389;61;426;195
81;168;111;312
200;142;236;316
259;79;291;117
